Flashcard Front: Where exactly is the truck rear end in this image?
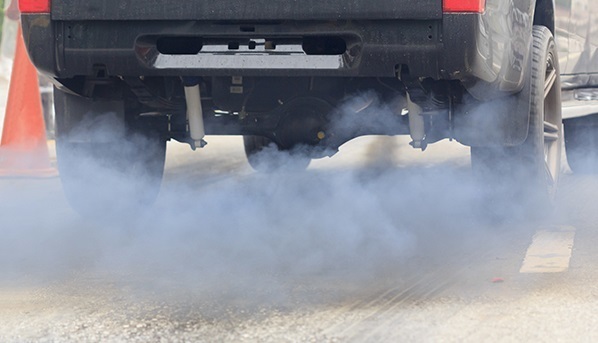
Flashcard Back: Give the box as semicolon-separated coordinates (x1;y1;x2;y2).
20;0;562;218
24;0;452;78
22;0;509;145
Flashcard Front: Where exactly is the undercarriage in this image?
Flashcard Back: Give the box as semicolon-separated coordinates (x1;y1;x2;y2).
68;73;508;158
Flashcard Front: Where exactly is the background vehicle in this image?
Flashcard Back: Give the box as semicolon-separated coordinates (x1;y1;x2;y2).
18;0;598;213
559;0;598;173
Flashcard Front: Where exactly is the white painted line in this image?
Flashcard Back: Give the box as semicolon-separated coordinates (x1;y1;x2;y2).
520;226;576;273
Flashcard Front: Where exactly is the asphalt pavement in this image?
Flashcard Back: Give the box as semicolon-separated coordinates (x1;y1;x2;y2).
1;136;597;342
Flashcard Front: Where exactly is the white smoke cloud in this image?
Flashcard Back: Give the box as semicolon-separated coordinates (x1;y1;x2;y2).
0;91;582;311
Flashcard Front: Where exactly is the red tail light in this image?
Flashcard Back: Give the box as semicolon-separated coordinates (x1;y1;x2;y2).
18;0;51;13
443;0;485;13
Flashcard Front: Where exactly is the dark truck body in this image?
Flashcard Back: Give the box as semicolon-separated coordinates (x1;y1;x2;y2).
26;0;532;96
18;0;598;175
22;0;550;149
20;0;598;214
23;1;598;140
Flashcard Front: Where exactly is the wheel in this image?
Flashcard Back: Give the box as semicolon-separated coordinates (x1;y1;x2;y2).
471;26;562;202
54;87;167;218
564;114;598;173
243;135;311;172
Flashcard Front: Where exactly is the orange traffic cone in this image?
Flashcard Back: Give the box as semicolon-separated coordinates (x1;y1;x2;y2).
0;25;57;177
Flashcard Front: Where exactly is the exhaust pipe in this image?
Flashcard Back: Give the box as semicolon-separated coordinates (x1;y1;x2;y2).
407;93;426;150
183;77;207;149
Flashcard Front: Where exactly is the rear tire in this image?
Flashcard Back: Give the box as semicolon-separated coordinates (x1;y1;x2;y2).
564;114;598;173
54;87;167;218
471;26;562;203
243;135;310;172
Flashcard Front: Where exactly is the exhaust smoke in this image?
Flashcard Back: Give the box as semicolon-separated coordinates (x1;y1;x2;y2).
0;90;589;313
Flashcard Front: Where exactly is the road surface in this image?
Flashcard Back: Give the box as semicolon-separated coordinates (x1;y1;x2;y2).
0;136;597;342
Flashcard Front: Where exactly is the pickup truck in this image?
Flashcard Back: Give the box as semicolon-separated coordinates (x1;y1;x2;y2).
18;0;598;214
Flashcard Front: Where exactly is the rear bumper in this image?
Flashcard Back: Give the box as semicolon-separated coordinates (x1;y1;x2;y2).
22;12;521;94
24;16;445;78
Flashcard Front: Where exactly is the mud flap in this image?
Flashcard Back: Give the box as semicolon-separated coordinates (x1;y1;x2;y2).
452;41;533;148
451;89;531;147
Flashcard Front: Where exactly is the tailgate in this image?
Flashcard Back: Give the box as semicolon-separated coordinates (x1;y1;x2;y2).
51;0;442;21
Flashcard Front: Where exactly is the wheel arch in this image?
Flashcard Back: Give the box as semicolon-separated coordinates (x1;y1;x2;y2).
533;0;556;36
